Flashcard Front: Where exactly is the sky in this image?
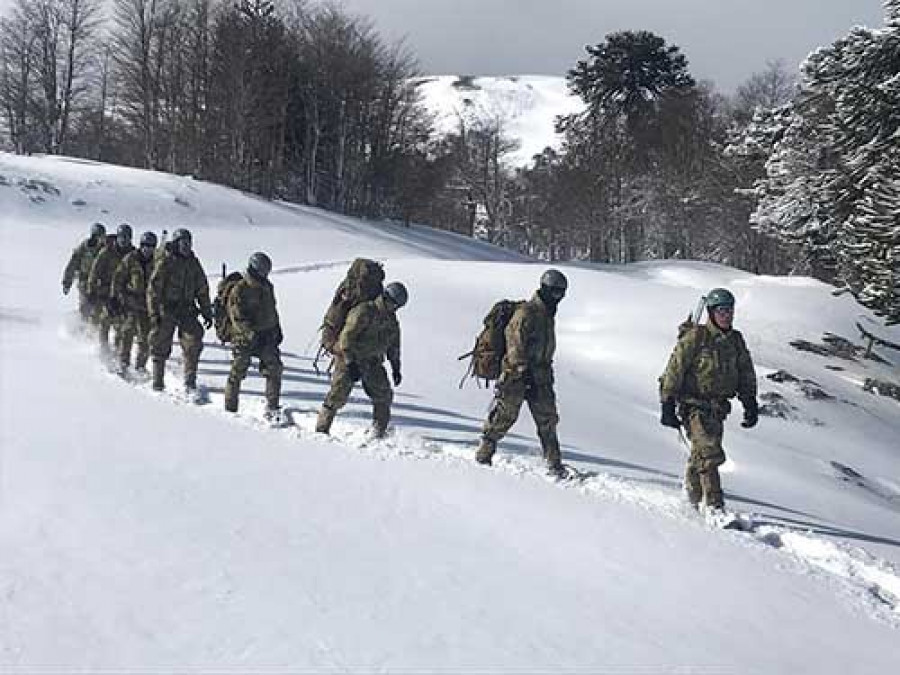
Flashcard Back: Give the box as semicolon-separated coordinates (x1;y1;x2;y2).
0;0;884;91
338;0;885;91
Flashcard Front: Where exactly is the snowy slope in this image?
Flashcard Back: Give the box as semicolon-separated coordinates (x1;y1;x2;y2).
1;152;899;671
416;75;583;167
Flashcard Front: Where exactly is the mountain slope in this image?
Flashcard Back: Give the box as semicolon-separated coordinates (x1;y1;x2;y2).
1;152;899;670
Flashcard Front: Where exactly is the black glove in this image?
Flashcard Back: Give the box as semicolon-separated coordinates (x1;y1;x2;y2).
202;314;213;330
107;297;122;315
741;397;759;429
392;367;402;387
273;325;283;347
660;399;681;428
62;283;71;295
347;362;361;381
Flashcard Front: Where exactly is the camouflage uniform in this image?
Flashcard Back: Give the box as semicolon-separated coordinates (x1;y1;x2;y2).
112;248;154;372
88;240;134;358
224;272;283;413
318;295;401;435
477;291;562;469
62;235;105;324
659;322;757;509
147;243;213;389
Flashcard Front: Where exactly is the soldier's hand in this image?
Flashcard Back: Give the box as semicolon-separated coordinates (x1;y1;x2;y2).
392;368;402;387
107;297;122;315
347;362;361;381
660;399;681;429
741;397;759;429
62;283;71;295
202;314;213;330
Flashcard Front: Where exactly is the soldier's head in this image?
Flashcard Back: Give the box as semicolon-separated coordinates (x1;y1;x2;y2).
383;282;408;311
139;231;157;260
538;268;568;308
706;287;735;331
90;222;106;242
247;252;272;281
172;228;192;257
116;223;133;249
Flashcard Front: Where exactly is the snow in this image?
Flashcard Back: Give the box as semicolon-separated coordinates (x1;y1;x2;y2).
416;75;584;167
1;152;900;671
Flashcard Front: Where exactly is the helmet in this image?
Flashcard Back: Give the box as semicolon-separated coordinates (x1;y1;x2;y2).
706;288;735;309
540;268;568;292
384;281;408;309
247;252;272;279
139;231;158;248
172;228;192;244
116;223;133;244
90;222;106;238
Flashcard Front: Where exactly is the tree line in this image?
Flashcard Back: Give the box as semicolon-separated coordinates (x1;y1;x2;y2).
2;0;897;325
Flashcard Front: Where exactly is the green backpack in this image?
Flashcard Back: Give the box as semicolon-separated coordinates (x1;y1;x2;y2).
458;299;524;387
320;258;385;354
213;271;244;343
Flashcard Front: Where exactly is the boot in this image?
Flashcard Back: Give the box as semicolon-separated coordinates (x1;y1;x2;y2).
151;359;165;391
224;379;239;413
475;438;496;466
184;369;197;391
265;375;281;412
316;406;336;434
372;403;390;439
539;429;563;472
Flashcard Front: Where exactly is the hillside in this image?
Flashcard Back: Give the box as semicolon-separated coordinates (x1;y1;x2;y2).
1;152;899;671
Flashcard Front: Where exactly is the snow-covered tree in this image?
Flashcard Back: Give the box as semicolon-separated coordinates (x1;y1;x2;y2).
750;1;900;324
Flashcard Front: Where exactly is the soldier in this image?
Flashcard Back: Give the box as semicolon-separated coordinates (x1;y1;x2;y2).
316;281;407;438
147;228;213;393
223;252;284;420
88;223;134;361
111;231;157;378
475;269;568;476
61;222;106;325
658;288;759;514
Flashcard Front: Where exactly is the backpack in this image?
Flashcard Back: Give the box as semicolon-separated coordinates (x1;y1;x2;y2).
320;258;385;354
213;271;244;343
458;299;524;387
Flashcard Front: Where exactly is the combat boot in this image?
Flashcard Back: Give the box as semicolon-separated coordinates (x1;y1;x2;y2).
475;438;496;466
372;403;390;439
151;359;165;391
316;406;336;434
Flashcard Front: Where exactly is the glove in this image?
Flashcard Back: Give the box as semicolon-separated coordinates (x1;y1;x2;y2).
273;325;283;347
62;283;71;295
392;367;402;387
347;362;361;381
202;314;213;330
741;397;759;429
660;399;681;429
107;297;122;315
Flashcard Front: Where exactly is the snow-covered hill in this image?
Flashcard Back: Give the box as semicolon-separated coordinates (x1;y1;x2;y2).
416;75;583;167
1;153;899;671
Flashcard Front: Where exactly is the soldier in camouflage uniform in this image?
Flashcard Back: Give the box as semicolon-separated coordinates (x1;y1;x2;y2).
111;231;157;377
224;252;284;418
88;224;134;361
316;282;407;438
147;228;213;392
476;269;568;475
659;288;759;512
61;222;106;325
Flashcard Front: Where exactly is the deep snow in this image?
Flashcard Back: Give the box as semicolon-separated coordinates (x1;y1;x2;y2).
1;153;899;671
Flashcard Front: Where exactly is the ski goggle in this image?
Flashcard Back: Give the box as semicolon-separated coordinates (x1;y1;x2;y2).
709;305;734;314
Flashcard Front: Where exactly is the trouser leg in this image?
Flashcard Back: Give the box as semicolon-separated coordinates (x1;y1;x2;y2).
118;313;136;370
149;315;177;391
528;382;562;469
360;362;392;436
685;408;727;509
479;375;527;463
319;357;355;433
225;347;252;412
260;347;284;410
134;314;151;369
177;316;205;389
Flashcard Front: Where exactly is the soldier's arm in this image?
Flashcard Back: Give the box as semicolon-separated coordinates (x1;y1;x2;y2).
735;332;758;402
194;260;213;320
387;318;401;372
338;305;370;360
503;309;532;377
147;259;165;317
228;283;256;343
87;250;106;296
62;244;82;288
110;257;127;302
659;330;697;401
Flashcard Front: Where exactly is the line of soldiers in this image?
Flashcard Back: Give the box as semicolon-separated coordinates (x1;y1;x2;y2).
63;222;759;513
